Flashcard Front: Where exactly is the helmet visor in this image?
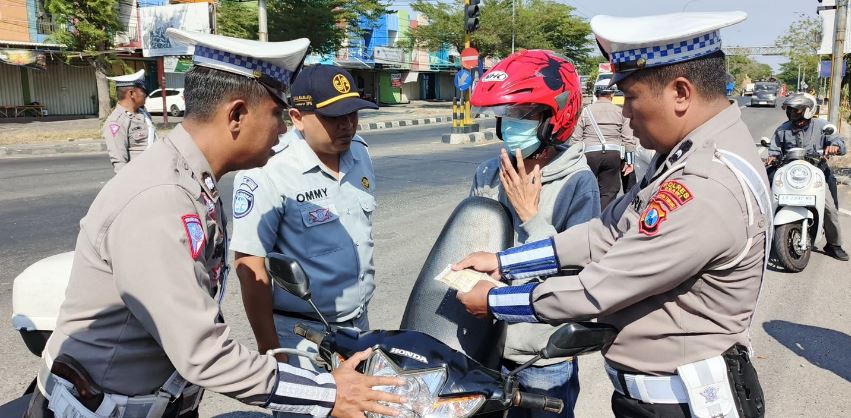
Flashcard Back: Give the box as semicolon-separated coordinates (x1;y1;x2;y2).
473;104;550;120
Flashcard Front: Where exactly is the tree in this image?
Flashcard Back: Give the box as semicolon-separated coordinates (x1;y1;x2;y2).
774;13;822;91
402;0;592;63
267;0;389;56
727;55;773;92
218;0;259;40
45;0;123;118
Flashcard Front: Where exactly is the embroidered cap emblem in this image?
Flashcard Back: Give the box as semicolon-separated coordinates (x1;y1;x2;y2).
333;74;351;93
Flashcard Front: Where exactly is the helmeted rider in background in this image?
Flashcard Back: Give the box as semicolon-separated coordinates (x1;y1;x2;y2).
468;49;601;418
767;92;849;261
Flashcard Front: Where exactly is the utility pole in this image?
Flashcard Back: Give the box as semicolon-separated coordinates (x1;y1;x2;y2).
829;0;847;125
258;0;269;41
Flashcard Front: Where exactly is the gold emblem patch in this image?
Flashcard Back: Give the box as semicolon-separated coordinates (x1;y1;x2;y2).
333;74;351;94
361;177;370;190
252;69;262;78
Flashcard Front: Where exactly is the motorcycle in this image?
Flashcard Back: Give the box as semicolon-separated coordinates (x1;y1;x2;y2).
3;197;618;417
761;134;830;272
265;249;616;418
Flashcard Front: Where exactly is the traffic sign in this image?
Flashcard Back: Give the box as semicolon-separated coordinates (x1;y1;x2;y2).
455;69;473;91
461;47;479;70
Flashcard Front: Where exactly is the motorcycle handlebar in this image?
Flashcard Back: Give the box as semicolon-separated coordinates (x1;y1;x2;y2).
294;324;326;345
513;392;564;414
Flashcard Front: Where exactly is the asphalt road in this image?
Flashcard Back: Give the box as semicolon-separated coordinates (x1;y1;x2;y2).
2;102;850;417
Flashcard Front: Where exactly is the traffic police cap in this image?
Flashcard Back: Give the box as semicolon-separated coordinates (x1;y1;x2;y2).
166;28;310;104
290;65;378;117
107;69;147;92
591;11;746;85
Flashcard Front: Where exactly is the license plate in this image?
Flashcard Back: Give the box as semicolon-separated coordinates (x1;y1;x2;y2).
760;101;768;104
778;194;815;206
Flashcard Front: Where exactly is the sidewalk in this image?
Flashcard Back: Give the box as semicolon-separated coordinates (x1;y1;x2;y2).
0;100;490;157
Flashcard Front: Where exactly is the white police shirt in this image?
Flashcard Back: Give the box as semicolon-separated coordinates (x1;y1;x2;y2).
230;129;376;322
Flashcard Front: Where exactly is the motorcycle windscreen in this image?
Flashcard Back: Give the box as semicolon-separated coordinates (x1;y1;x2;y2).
400;197;513;369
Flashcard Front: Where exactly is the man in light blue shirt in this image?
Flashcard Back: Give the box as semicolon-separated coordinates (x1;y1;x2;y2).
230;65;379;391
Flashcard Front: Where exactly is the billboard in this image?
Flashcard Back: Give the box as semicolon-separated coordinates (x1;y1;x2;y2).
140;3;211;57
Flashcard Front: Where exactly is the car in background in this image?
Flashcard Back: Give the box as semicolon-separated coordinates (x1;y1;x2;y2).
145;88;185;117
750;82;780;107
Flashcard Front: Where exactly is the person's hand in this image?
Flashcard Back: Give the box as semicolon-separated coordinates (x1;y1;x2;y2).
622;164;634;176
825;145;840;156
456;280;497;319
499;148;542;223
764;156;776;167
331;348;406;418
453;252;500;278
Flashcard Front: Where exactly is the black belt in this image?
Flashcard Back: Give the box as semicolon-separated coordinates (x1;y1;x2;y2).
273;309;321;322
273;309;363;326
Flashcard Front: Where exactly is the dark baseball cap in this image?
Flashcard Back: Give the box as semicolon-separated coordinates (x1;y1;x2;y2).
289;65;378;117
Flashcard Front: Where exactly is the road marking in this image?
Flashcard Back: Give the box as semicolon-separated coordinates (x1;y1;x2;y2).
840;208;851;217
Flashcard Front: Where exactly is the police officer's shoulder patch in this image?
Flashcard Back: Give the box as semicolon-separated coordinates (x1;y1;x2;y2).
109;123;121;137
639;180;693;236
181;214;206;260
233;189;254;219
361;177;370;190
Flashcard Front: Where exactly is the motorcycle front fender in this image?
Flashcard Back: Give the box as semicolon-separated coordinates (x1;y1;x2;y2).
773;206;813;226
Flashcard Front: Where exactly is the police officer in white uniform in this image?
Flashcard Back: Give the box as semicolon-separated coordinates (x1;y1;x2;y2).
26;31;401;418
103;69;158;173
455;12;769;418
231;65;379;392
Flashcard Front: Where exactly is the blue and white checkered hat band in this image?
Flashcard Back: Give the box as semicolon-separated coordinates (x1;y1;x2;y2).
611;30;721;71
193;45;293;88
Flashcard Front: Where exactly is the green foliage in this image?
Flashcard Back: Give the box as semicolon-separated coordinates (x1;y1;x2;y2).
402;0;592;63
267;0;389;55
45;0;122;53
218;0;259;40
774;13;822;90
727;55;773;92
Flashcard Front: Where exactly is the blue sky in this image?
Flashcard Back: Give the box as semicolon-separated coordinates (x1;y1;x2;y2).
390;0;822;71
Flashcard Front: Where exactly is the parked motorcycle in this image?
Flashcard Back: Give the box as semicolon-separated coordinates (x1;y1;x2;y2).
762;137;828;272
265;250;616;418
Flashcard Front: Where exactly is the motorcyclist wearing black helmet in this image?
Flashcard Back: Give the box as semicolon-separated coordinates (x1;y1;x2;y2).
766;93;848;261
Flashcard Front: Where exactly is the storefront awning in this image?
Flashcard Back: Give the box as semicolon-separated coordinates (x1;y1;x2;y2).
404;71;419;83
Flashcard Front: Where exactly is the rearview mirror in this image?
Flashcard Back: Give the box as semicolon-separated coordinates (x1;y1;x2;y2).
266;253;312;300
540;322;618;359
760;137;771;147
823;124;836;136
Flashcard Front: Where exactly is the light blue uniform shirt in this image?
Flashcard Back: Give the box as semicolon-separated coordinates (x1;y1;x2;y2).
230;129;376;322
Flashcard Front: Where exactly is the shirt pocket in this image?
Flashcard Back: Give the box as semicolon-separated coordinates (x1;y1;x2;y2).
130;126;147;145
300;202;345;257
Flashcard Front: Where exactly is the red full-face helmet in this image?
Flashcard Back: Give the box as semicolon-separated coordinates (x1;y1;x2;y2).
471;49;582;144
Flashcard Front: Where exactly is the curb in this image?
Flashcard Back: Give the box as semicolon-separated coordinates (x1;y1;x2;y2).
356;114;493;132
441;128;497;145
1;140;105;157
1;114;494;158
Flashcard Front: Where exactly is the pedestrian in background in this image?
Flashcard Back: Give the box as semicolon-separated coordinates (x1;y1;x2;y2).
570;87;635;210
103;69;157;173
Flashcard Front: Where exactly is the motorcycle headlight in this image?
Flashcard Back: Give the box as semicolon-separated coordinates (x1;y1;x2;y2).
366;350;485;418
785;165;812;189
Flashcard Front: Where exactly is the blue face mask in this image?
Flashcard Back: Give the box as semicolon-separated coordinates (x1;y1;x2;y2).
501;117;541;159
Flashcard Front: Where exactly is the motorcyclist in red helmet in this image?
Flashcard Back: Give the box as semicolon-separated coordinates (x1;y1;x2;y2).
468;49;601;418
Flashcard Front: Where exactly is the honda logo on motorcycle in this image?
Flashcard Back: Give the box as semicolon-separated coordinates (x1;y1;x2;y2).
389;347;427;364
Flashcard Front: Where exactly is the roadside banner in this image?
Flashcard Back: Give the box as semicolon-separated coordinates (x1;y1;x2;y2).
141;3;211;57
